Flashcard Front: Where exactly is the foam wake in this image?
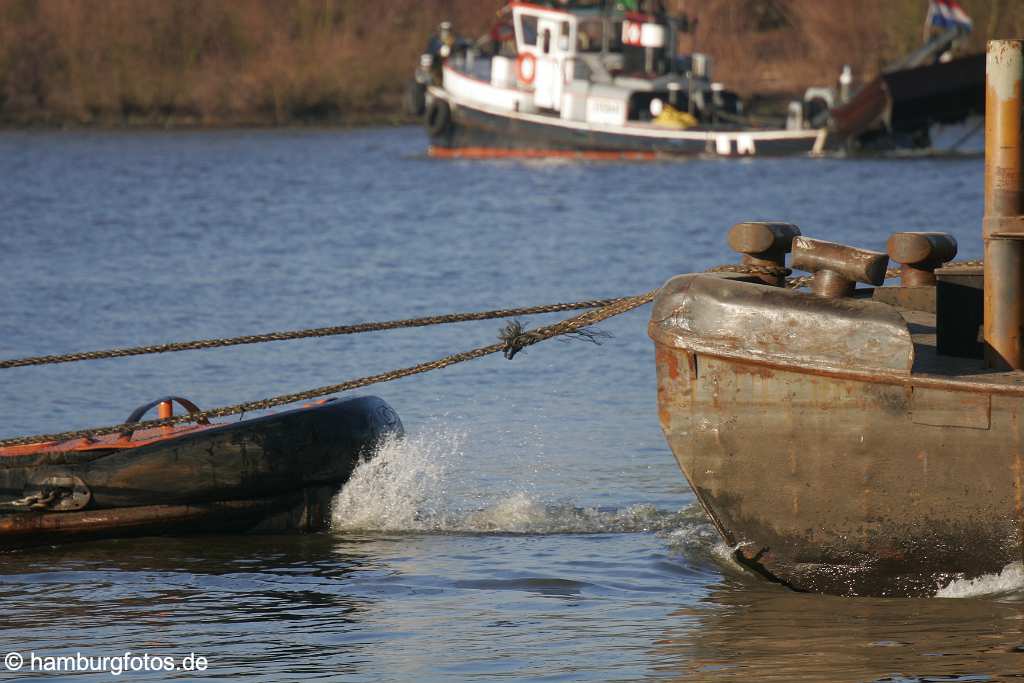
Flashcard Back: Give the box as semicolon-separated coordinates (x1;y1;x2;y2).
935;562;1024;598
330;425;706;536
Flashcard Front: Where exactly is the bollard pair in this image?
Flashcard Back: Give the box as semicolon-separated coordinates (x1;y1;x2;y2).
729;41;1024;368
728;221;958;298
728;221;884;297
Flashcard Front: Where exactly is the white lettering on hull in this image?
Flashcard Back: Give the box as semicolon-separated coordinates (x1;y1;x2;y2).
586;98;626;126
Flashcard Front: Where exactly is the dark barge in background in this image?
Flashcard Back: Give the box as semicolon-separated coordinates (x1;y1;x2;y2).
0;395;401;548
827;27;985;152
650;40;1024;597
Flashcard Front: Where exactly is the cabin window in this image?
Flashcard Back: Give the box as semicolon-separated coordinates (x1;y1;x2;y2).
577;19;602;52
541;28;551;54
558;21;570;52
518;15;538;47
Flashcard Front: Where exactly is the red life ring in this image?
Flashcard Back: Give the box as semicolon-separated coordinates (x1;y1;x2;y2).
516;53;537;85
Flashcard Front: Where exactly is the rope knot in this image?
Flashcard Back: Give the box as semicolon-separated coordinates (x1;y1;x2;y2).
499;320;544;360
499;317;615;360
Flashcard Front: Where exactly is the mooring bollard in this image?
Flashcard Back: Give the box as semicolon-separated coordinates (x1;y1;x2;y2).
984;40;1024;369
791;236;889;298
887;232;958;286
726;221;801;286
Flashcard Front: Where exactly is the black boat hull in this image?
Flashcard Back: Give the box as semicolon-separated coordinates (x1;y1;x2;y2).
427;90;825;158
0;396;402;547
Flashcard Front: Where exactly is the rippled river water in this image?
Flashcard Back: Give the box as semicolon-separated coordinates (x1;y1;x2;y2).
0;126;1016;682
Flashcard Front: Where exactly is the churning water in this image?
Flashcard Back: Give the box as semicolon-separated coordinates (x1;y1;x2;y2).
1;126;1021;682
330;426;712;537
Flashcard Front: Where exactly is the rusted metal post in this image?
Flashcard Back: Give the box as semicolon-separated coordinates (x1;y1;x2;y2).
984;40;1024;369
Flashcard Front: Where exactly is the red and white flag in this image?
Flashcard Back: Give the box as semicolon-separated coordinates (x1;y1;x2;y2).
927;0;973;32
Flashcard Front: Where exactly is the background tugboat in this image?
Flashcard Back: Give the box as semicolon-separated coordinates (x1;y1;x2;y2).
649;40;1024;597
411;1;827;159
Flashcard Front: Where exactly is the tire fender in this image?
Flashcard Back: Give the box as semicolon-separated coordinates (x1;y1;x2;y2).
426;98;451;136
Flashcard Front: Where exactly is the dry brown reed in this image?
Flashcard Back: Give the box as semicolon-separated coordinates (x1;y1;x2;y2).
0;0;1020;126
0;0;502;125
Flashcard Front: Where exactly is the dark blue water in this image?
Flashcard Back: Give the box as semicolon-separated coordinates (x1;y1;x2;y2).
2;127;1016;682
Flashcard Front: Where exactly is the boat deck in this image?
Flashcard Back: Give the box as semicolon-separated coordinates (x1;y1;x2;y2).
900;307;1024;387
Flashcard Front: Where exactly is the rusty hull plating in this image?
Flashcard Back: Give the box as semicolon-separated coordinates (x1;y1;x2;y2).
651;274;1023;596
650;40;1024;597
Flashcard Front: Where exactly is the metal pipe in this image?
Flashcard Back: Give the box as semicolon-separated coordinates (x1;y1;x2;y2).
984;40;1024;369
159;400;173;434
810;269;856;298
900;264;938;287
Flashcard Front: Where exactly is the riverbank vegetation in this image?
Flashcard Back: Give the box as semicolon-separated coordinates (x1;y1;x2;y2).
0;0;1021;127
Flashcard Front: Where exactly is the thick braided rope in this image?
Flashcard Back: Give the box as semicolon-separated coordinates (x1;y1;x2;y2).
7;257;931;366
704;263;791;277
0;298;630;370
4;259;986;367
787;260;984;289
0;291;657;448
9;256;977;446
941;259;984;268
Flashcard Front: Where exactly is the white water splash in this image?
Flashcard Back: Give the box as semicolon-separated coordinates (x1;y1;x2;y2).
331;426;464;532
935;562;1024;599
661;510;741;567
330;424;705;536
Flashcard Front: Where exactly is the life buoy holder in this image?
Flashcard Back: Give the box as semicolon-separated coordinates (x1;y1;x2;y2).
425;98;451;137
516;52;537;85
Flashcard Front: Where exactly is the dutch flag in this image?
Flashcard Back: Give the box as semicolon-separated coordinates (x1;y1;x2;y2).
927;0;973;33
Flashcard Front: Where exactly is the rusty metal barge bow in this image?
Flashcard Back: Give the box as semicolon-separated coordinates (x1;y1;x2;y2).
650;40;1024;597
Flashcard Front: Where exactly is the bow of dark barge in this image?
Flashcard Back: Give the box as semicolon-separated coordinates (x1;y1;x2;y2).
0;396;403;548
650;40;1024;597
